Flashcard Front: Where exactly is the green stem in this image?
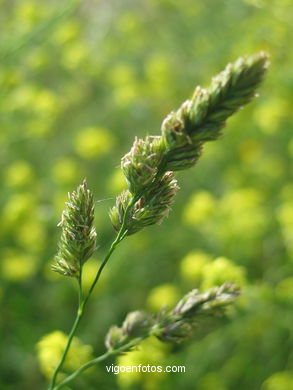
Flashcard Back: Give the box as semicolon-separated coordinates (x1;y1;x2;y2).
49;253;84;389
78;258;83;307
48;310;83;390
48;196;137;390
82;195;137;309
53;337;146;390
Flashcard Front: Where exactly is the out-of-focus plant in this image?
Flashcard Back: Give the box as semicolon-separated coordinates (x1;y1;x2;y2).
42;53;269;390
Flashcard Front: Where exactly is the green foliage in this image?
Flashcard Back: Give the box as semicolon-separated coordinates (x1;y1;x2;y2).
0;0;293;389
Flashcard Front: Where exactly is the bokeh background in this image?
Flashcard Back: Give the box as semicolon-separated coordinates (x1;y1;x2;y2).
1;0;293;389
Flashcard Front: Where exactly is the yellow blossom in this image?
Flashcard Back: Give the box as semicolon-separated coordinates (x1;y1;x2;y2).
37;331;93;379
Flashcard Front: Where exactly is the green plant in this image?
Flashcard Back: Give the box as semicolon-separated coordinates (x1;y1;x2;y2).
42;52;269;390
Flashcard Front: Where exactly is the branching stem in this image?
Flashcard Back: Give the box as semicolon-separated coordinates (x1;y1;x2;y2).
48;196;137;390
53;336;146;390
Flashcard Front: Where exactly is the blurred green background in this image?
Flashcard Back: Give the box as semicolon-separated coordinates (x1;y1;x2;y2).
1;0;293;389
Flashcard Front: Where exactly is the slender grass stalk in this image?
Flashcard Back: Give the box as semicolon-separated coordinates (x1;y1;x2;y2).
48;240;119;389
82;196;137;307
48;308;83;390
52;283;239;389
48;196;136;389
46;53;269;389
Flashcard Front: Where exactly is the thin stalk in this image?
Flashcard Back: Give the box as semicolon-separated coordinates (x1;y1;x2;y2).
48;309;83;390
49;258;84;388
78;259;83;308
53;337;146;390
83;196;137;308
48;196;137;389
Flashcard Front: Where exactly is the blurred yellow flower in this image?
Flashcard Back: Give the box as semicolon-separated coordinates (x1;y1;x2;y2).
51;157;79;184
2;193;36;226
15;1;43;25
9;86;58;117
107;169;127;194
183;191;216;226
16;219;46;252
254;98;287;134
74;126;114;159
262;371;293;390
146;283;180;312
145;55;171;95
109;64;138;106
34;89;58;116
113;85;137;107
37;331;93;379
117;337;169;388
275;277;293;303
219;188;265;239
11;85;36;110
110;64;136;87
53;21;80;45
5;160;34;188
180;251;212;284
62;43;88;69
201;256;246;290
145;55;170;81
1;250;37;281
0;69;22;88
239;139;261;163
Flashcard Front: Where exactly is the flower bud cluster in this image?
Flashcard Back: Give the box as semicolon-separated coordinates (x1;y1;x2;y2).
52;180;97;277
110;172;179;235
121;136;166;194
156;283;239;343
105;284;239;349
110;53;269;235
105;311;154;351
162;52;269;171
